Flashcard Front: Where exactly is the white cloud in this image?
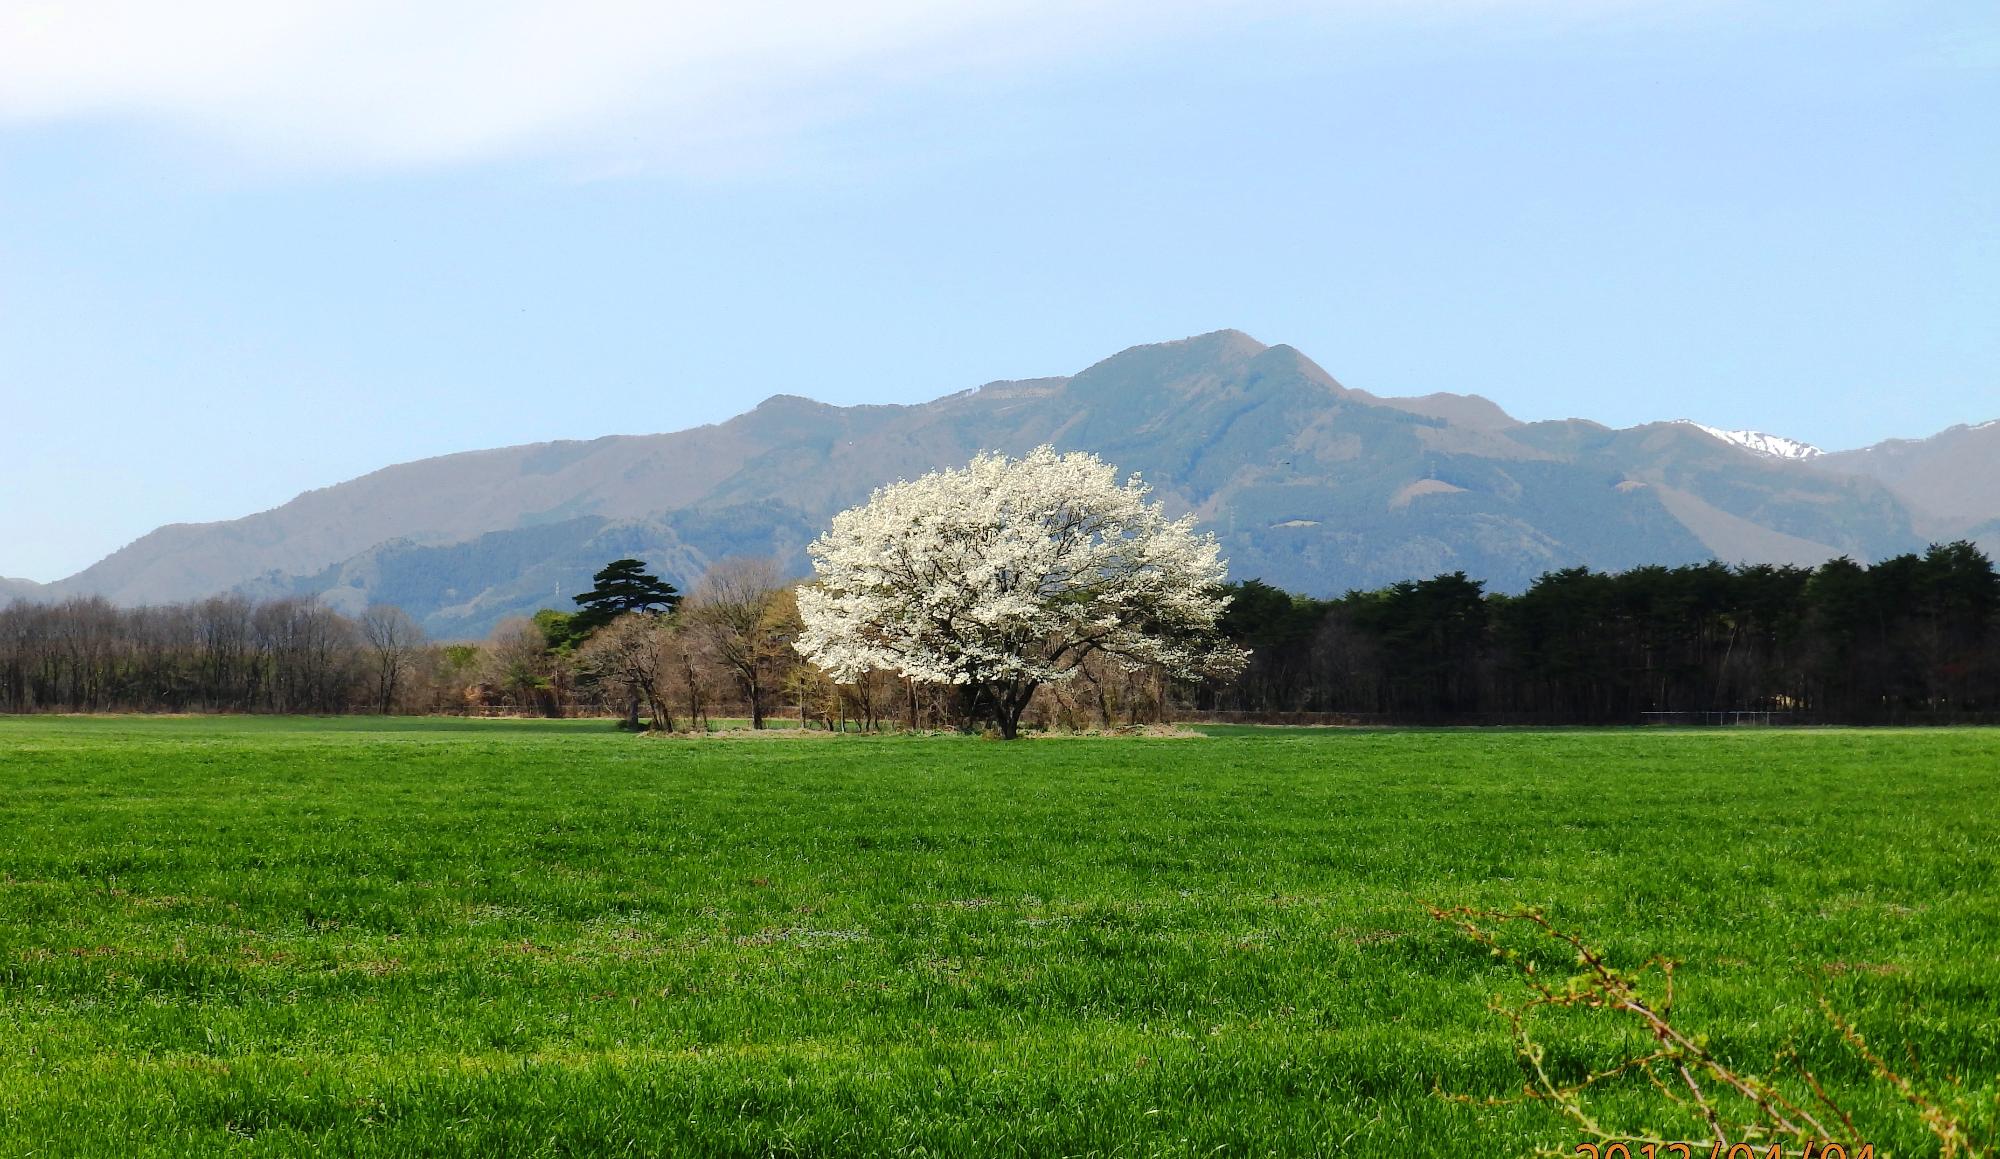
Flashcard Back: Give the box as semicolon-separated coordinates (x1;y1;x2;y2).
0;0;1292;170
1;0;1683;172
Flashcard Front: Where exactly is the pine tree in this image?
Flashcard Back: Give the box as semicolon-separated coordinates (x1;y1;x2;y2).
570;559;680;638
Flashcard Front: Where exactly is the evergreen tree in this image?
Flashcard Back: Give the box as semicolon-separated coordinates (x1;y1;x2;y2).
570;559;681;637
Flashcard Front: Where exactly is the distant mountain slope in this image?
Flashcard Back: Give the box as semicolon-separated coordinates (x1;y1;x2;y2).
18;330;1982;637
0;578;46;603
1506;419;1916;567
1813;420;2000;538
58;414;812;606
243;502;827;639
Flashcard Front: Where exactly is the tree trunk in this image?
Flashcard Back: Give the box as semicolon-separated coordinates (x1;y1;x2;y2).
645;688;675;733
992;680;1038;739
955;684;986;734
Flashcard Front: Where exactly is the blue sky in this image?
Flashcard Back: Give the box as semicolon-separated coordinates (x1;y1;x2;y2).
2;1;1995;582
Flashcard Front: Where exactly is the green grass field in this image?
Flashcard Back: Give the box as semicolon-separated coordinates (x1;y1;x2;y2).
1;718;1995;1157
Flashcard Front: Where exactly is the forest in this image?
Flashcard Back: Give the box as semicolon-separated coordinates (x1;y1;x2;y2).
2;543;1995;726
1207;540;2000;723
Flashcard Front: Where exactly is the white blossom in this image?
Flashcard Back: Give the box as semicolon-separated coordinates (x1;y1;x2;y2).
796;446;1245;737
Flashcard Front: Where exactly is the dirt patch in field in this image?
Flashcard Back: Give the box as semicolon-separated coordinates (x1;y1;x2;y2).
1026;724;1206;739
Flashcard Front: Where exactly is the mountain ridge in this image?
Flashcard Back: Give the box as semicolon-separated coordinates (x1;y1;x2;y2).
1673;421;1826;460
11;330;1996;637
1811;419;2000;537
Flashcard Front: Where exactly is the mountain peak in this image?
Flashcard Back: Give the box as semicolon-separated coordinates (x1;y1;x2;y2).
1082;329;1268;373
750;393;826;412
1674;420;1825;460
1061;329;1276;408
1179;328;1268;354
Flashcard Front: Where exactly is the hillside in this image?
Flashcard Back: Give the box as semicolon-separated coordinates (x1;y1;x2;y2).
20;330;1989;637
0;578;45;603
1813;421;2000;539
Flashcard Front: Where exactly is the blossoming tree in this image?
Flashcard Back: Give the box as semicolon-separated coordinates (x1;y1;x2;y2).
796;446;1245;738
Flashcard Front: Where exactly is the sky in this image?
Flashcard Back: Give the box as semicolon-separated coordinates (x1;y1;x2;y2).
2;1;1996;583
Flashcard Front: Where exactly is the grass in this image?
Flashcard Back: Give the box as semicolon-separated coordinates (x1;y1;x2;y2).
0;716;1994;1157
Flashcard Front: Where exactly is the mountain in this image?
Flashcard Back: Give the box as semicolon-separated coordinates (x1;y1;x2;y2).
1673;421;1825;460
1812;421;2000;538
0;578;46;603
14;330;1990;637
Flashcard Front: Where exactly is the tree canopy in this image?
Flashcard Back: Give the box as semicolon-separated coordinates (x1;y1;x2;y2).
569;558;680;637
796;446;1244;738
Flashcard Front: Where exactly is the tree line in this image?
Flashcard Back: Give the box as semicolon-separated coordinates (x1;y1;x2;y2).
1204;541;2000;723
6;543;1996;726
0;558;790;722
0;595;427;715
0;556;1183;730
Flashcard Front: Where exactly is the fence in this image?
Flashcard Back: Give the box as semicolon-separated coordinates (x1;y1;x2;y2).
1186;710;1595;727
1638;710;1797;727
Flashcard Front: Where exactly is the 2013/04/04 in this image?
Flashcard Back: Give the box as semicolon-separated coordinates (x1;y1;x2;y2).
1573;1146;1873;1158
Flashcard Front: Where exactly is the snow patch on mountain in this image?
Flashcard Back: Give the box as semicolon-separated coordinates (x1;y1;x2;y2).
1674;421;1825;460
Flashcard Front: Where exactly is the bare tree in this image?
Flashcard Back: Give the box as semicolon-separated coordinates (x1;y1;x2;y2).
786;662;840;730
686;557;800;729
253;597;360;714
192;595;257;711
576;612;678;731
422;642;485;715
838;666;899;732
676;639;715;731
481;616;554;714
359;605;424;714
